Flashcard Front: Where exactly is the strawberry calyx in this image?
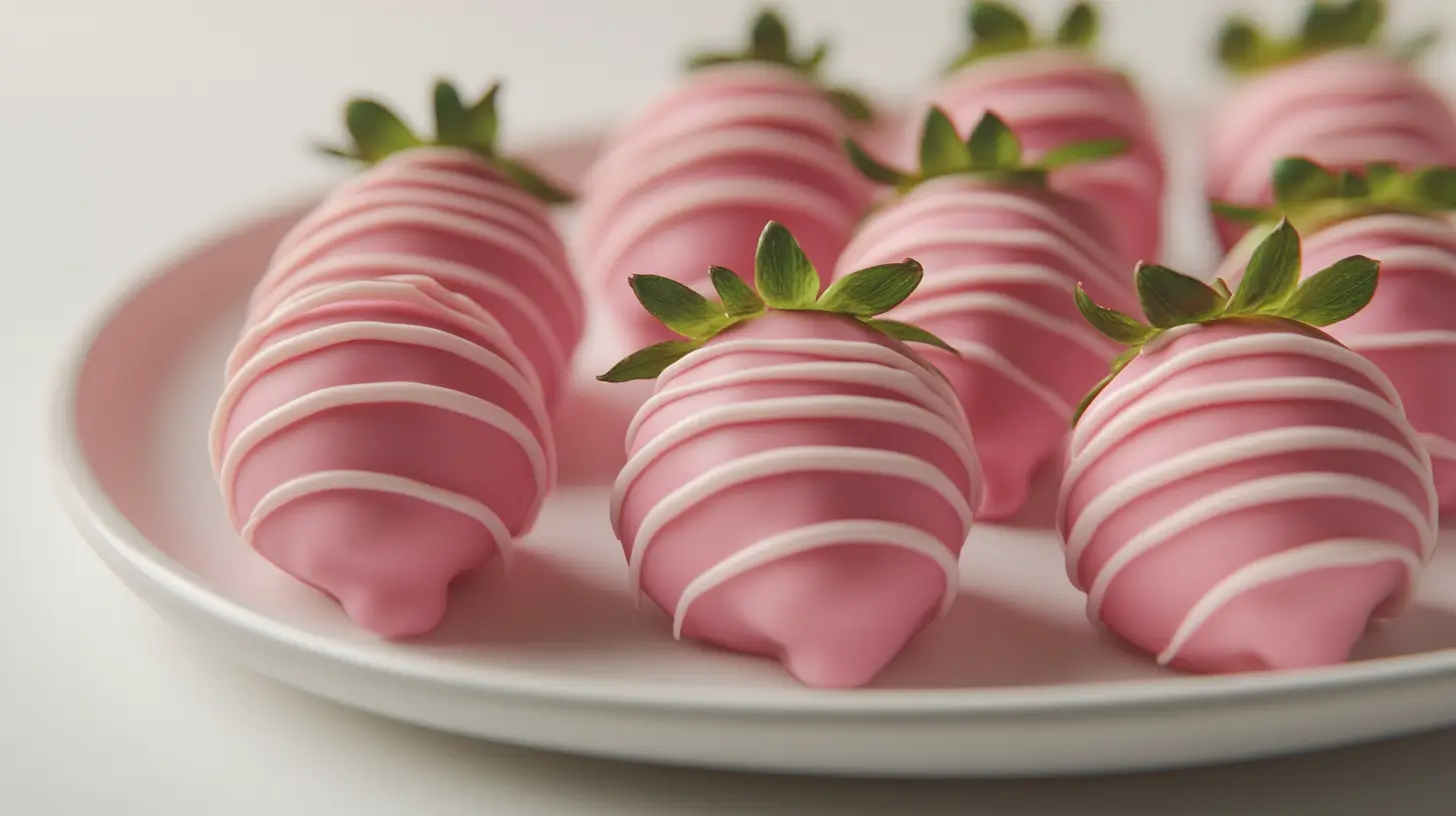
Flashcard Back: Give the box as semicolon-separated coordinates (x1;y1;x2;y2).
598;221;953;382
1071;219;1380;422
685;8;874;121
315;79;573;204
844;107;1127;196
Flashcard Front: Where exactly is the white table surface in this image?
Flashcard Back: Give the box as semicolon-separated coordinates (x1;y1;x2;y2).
6;0;1456;812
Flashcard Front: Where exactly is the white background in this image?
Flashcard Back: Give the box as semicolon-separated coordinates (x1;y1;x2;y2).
6;0;1456;812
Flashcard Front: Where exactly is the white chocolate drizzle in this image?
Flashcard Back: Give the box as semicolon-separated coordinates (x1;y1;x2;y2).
242;470;515;568
671;520;962;639
1156;539;1420;665
614;337;980;633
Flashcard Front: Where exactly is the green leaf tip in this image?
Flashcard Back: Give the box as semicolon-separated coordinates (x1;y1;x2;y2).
1216;0;1430;76
317;79;573;205
597;340;703;383
684;7;874;122
1214;157;1456;234
949;0;1100;71
1072;220;1381;423
598;221;955;383
845;107;1124;194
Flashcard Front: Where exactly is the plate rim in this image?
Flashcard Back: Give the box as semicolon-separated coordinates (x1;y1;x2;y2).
48;196;1456;720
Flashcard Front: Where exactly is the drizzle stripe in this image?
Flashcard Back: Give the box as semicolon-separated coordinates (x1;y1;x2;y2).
241;470;514;567
624;446;974;595
1156;539;1419;666
670;520;962;639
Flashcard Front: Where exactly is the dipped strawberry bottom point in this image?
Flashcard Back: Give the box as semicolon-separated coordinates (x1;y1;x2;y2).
212;80;580;638
839;106;1132;519
1064;221;1436;674
601;222;981;689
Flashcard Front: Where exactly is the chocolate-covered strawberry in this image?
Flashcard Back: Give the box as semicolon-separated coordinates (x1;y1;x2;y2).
600;222;981;688
835;108;1133;519
1207;0;1456;249
259;80;582;402
1216;158;1456;508
1063;222;1435;673
578;9;877;347
911;1;1163;267
211;81;577;637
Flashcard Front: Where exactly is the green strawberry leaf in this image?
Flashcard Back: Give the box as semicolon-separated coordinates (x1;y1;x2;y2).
1038;138;1128;169
817;261;924;316
709;266;766;318
1211;200;1272;224
1075;284;1158;344
598;340;703;383
804;41;831;71
345;99;422;162
1336;169;1371;198
825;87;874;122
1272;157;1339;205
1217;18;1263;72
629;275;728;339
967;111;1020;169
1227;218;1302;314
496;157;574;204
315;143;362;161
433;80;470;147
1135;263;1228;328
1276;254;1380;326
1365;161;1400;194
752;9;791;62
1072;347;1139;425
920;107;973;177
1211;278;1234;300
970;1;1033;52
1056;2;1098;47
862;318;956;352
465;82;501;152
1412;166;1456;208
755;221;821;308
844;137;912;186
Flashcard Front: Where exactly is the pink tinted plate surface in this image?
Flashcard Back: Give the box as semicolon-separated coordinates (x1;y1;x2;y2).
50;125;1456;778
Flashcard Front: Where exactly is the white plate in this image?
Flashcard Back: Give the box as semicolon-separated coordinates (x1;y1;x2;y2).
49;131;1456;779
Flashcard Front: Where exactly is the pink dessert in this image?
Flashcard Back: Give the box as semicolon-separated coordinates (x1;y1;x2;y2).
912;1;1164;267
210;81;578;637
1215;158;1456;509
1206;0;1456;249
1062;222;1436;673
600;222;981;688
835;108;1136;519
577;10;877;348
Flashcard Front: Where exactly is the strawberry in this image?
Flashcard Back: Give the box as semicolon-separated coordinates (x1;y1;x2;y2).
836;108;1133;519
599;222;981;688
1216;158;1456;509
577;10;877;348
1063;221;1435;673
1207;0;1456;249
908;1;1164;268
211;81;576;637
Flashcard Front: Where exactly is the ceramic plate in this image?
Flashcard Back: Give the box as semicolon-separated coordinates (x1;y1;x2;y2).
50;129;1456;778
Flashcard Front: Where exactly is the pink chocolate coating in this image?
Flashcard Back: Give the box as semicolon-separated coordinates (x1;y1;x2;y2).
611;310;982;688
919;49;1165;268
1060;319;1436;673
1216;213;1456;508
835;175;1136;520
1207;50;1456;249
578;63;874;347
252;147;583;403
210;143;578;637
